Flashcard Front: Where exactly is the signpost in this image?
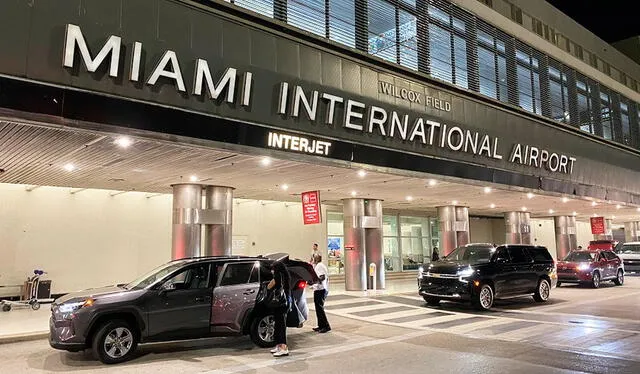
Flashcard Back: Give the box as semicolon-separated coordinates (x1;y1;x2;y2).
590;217;605;235
301;190;321;225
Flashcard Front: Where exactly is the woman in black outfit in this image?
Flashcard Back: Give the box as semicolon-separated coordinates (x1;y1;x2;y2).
267;261;291;357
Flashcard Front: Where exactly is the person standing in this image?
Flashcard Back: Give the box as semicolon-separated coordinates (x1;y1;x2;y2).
267;261;291;357
431;247;439;262
310;243;319;263
312;254;331;333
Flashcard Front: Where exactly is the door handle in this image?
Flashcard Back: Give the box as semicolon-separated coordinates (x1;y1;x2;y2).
243;290;256;295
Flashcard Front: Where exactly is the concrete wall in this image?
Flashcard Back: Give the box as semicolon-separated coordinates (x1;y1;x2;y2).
469;217;504;244
531;218;557;258
0;184;324;296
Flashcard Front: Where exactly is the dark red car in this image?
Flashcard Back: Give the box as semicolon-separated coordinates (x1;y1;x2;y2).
557;250;624;288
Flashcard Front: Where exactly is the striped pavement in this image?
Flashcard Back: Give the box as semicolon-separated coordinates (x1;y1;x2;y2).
314;293;640;361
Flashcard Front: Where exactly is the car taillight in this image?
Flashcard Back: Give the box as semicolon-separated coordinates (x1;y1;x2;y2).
296;280;307;289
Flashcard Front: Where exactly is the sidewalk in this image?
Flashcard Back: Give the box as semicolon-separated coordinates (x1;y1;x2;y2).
0;277;418;344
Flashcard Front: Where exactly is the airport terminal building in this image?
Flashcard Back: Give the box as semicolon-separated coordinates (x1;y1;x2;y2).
2;0;640;294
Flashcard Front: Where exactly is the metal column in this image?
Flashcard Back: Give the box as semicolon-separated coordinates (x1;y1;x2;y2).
504;212;532;244
554;216;577;259
171;184;202;260
437;206;469;256
203;186;235;257
594;219;614;240
625;221;640;242
365;199;385;290
342;198;384;291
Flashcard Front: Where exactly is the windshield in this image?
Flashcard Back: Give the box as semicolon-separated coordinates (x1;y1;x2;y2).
563;252;596;262
125;261;189;290
442;246;495;264
617;244;640;254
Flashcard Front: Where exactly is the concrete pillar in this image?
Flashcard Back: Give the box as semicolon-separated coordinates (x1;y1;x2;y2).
171;184;202;260
203;186;235;257
594;219;614;240
342;198;384;291
554;216;577;259
437;206;470;256
365;199;385;290
625;221;640;242
504;211;531;244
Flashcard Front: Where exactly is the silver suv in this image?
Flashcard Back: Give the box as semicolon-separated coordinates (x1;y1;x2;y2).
49;254;314;364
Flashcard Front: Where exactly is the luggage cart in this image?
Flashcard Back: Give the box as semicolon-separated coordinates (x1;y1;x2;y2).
1;270;46;312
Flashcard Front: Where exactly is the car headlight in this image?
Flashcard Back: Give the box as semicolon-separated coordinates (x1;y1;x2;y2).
457;268;475;278
577;263;591;271
418;266;424;279
58;299;94;318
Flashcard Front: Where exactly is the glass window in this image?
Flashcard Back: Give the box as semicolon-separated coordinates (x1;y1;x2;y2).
400;216;431;270
527;247;553;262
329;0;355;47
368;0;397;63
444;245;495;264
516;49;541;114
219;262;258;286
620;101;631;145
548;62;570;123
428;5;467;87
399;10;417;70
507;247;533;263
162;264;211;290
453;35;468;89
383;215;400;272
577;81;594;134
288;0;325;36
234;0;274;17
478;47;497;99
327;212;344;275
476;26;508;103
618;244;640;254
600;90;613;140
429;24;452;83
563;252;596;262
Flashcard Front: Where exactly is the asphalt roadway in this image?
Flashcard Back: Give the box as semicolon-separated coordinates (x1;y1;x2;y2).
1;276;640;373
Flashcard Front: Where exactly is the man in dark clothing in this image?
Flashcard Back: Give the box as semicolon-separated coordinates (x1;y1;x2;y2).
312;254;331;333
432;247;440;262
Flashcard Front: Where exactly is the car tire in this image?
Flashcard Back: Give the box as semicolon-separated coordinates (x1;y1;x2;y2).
423;296;440;306
613;269;624;286
250;314;277;348
31;302;40;310
91;320;138;364
533;279;551;302
2;304;11;312
591;271;601;289
473;284;494;311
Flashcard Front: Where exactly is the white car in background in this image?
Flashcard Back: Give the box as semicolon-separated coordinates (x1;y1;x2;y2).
616;242;640;273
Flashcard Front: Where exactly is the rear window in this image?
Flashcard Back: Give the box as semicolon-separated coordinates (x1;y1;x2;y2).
618;244;640;254
526;247;553;262
563;252;596;262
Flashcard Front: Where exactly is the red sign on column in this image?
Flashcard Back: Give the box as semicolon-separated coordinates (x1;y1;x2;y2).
301;191;322;225
590;217;605;235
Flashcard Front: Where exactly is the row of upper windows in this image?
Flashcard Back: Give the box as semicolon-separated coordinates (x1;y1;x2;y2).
224;0;639;149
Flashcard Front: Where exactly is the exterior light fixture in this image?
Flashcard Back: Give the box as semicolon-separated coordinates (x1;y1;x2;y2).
63;163;76;172
527;193;534;199
406;196;414;201
562;197;569;203
114;136;133;148
484;187;492;193
489;203;496;209
548;209;554;214
521;206;527;211
452;200;458;205
592;201;597;207
428;179;437;186
351;191;357;197
281;184;289;191
358;170;366;178
189;175;198;182
261;157;272;166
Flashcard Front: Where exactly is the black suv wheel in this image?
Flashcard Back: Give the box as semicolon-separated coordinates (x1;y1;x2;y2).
473;284;494;311
250;314;276;348
613;269;624;286
533;278;551;302
91;320;138;364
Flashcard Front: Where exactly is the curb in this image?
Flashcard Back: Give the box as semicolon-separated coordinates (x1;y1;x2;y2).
0;331;48;345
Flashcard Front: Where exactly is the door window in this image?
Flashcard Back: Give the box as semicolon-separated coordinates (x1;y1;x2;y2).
507;247;533;263
494;248;510;263
218;262;259;287
160;264;211;290
602;251;617;261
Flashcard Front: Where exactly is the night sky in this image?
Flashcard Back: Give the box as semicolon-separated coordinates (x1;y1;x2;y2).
545;0;639;43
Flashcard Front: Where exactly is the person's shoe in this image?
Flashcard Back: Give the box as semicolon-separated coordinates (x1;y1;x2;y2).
312;327;321;332
273;348;289;357
270;347;279;353
318;327;332;333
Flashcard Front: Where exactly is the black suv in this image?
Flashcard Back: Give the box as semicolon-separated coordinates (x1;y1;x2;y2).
418;244;557;310
49;254;315;364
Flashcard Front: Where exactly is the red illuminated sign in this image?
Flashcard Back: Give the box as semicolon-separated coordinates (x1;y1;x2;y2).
590;217;605;235
301;191;321;225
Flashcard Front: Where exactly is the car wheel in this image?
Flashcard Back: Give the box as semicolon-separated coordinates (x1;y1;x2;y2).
423;296;440;306
250;314;276;348
591;271;601;289
533;279;551;302
31;302;41;310
613;269;624;286
2;304;11;312
556;282;561;287
91;320;138;364
473;284;494;311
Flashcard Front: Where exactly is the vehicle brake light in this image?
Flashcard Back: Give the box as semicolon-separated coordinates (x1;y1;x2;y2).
296;280;307;289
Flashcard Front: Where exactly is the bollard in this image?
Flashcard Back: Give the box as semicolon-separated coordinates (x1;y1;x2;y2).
369;262;377;294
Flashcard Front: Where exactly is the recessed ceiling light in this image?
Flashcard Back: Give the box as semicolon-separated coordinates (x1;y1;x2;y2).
521;206;527;211
489;203;496;209
189;175;198;182
592;201;597;207
260;157;272;166
572;211;577;216
428;179;437;186
406;196;414;201
484;187;492;194
452;200;458;205
637;207;640;212
351;191;357;197
358;170;367;178
63;163;76;172
616;204;622;209
612;215;616;219
281;184;289;191
114;136;133;148
562;197;569;203
527;193;534;199
548;209;554;214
